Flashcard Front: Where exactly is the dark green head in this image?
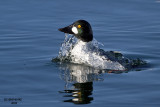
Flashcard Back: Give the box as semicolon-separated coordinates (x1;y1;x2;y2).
58;20;93;42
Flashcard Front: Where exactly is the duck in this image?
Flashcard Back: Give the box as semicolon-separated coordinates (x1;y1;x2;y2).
57;20;145;70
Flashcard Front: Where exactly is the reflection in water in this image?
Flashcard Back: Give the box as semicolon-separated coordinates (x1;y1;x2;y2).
57;62;145;104
59;63;104;83
58;63;110;104
60;82;93;104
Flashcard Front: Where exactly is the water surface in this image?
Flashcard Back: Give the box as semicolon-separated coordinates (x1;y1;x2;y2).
0;0;160;107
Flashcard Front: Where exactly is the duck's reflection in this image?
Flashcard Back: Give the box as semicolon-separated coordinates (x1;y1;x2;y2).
58;63;106;104
61;82;93;104
56;58;146;104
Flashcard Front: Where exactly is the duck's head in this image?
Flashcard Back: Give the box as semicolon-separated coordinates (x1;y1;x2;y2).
58;20;93;42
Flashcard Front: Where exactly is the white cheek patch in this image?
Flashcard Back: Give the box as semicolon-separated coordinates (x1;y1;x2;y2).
72;26;78;34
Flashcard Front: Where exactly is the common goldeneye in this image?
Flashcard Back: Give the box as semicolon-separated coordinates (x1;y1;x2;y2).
55;20;145;70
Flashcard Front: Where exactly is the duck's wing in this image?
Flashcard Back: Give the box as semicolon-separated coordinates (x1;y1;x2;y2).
98;49;146;69
96;49;131;68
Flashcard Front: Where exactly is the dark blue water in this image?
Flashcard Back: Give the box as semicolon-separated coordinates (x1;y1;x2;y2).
0;0;160;106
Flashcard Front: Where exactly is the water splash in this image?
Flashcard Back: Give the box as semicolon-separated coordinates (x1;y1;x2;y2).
53;34;146;70
58;34;76;61
56;34;104;62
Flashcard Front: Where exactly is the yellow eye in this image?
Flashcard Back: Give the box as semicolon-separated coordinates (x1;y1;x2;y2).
78;25;81;28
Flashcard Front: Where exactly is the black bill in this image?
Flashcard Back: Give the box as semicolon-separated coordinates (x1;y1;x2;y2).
58;24;74;34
